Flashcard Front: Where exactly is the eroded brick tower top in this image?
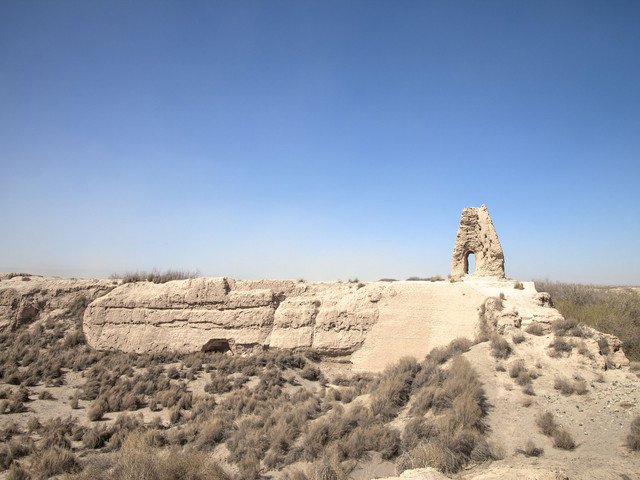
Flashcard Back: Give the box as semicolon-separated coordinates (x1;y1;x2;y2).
451;205;505;279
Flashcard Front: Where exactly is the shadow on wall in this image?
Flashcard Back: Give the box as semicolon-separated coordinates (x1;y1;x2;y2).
201;338;233;354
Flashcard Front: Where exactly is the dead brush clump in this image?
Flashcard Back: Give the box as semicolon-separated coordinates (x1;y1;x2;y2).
424;337;473;365
525;322;546;336
402;418;436;451
397;356;491;475
518;440;544;457
300;405;400;464
522;384;536;396
552;318;591;338
300;365;322;381
39;416;78;450
120;269;200;284
627;416;640;451
6;462;30;480
512;333;526;344
536;411;557;436
370;357;418;421
490;335;512;359
547;337;574;357
31;445;80;478
87;399;106;421
195;417;228;450
82;426;109;449
536;411;576;450
508;359;526;379
204;371;231;393
75;429;231;480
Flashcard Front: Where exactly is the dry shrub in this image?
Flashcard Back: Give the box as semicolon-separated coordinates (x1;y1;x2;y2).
90;429;232;480
26;416;40;433
70;392;80;409
402;440;463;475
521;440;544;457
525;322;546;336
88;400;106;421
553;377;575;395
0;444;13;470
522;384;536;396
169;406;181;424
282;468;309;480
301;414;342;461
512;333;525;344
425;338;473;366
301;366;321;381
370;357;417;421
121;269;199;284
309;459;343;480
626;416;640;451
490;335;512;359
83;426;108;449
452;391;482;428
370;424;401;460
536;412;557;436
40;417;75;450
31;445;79;478
396;358;489;475
6;462;30;480
515;371;532;386
538;411;576;449
509;360;526;378
552;428;576;450
402;418;436;451
196;417;227;449
548;337;573;357
38;390;55;400
552;318;590;338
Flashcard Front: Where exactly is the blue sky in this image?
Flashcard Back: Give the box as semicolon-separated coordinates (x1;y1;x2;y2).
1;1;639;284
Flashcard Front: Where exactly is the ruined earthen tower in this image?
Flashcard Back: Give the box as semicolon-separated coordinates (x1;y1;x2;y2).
451;205;505;279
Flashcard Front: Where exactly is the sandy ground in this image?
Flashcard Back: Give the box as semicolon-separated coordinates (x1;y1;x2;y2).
459;335;640;479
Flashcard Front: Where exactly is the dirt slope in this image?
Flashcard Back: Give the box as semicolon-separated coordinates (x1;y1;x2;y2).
351;282;485;372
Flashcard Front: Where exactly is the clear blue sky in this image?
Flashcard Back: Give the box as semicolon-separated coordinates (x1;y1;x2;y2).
1;1;639;285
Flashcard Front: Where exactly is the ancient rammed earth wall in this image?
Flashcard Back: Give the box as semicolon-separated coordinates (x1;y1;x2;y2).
83;277;386;355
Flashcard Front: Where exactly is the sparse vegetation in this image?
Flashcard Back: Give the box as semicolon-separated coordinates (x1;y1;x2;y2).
118;269;200;284
406;276;443;282
0;312;495;480
536;411;576;450
490;335;512;359
553;377;575;395
547;337;573;357
534;280;640;360
520;440;543;457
